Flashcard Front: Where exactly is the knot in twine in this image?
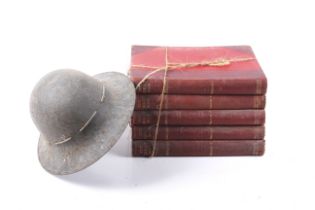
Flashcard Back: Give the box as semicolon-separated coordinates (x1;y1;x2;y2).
131;48;255;157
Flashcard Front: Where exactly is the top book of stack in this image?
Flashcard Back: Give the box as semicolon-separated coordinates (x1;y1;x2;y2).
129;45;267;95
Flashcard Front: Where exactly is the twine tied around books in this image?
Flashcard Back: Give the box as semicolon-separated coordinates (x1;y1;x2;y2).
131;47;255;157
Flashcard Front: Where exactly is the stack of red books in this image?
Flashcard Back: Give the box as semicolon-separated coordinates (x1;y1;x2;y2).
129;45;267;157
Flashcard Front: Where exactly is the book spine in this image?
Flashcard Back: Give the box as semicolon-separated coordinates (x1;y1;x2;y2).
132;77;267;95
131;110;265;126
135;95;265;110
132;140;265;156
132;126;265;140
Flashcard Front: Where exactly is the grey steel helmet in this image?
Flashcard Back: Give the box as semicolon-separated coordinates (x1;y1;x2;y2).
30;69;135;175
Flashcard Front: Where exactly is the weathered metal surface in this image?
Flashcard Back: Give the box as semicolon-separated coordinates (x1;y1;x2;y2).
30;70;135;175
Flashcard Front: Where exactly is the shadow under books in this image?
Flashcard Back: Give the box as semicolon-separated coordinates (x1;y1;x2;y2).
57;126;195;188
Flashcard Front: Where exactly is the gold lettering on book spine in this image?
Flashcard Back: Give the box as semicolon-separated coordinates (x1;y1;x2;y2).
209;110;213;125
209;127;213;139
253;142;259;155
256;79;262;94
165;141;170;156
164;110;168;125
254;111;259;125
210;81;214;94
209;142;214;156
254;127;259;139
209;95;213;109
253;96;259;109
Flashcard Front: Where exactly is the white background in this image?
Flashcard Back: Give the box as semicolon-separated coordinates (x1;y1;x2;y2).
0;0;314;209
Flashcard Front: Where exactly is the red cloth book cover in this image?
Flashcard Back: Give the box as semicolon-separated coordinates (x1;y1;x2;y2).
132;126;264;140
132;140;265;156
135;94;265;110
131;110;265;126
129;45;267;95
